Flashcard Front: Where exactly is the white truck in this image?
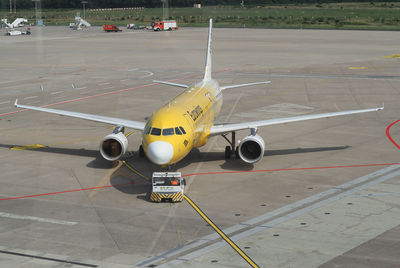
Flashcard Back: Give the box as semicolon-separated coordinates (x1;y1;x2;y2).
150;172;184;202
151;20;178;31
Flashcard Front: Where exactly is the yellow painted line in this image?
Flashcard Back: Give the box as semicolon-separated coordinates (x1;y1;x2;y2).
384;54;400;59
125;131;135;137
348;67;368;70
122;160;149;180
184;195;259;268
10;144;47;150
121;156;257;266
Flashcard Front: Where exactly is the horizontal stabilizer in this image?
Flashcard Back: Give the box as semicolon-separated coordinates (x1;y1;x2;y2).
153;80;189;89
220;81;271;91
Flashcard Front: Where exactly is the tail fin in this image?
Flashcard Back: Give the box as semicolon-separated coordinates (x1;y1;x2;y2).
203;19;213;82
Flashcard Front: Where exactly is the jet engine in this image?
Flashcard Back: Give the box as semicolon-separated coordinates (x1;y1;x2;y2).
238;133;265;164
99;126;128;161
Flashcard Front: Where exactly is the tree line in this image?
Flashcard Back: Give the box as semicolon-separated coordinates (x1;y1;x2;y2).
2;0;398;10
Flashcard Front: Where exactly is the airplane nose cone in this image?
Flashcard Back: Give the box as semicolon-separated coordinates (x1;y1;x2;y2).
147;141;174;165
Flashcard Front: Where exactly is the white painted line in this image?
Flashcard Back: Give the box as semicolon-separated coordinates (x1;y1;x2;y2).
127;68;138;72
103;86;114;90
158;167;400;268
120;79;130;82
23;96;38;100
0;101;11;105
76;86;87;90
55;96;66;100
137;164;400;267
140;71;154;78
98;82;110;86
0;212;77;226
27;101;40;104
50;90;64;95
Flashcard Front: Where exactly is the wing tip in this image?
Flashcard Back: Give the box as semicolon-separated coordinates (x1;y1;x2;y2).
14;99;18;107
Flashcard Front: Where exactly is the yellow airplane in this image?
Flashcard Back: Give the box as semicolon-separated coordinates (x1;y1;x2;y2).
15;19;383;168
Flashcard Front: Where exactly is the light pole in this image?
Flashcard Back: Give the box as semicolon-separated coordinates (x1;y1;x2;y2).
32;0;41;25
161;0;168;21
81;1;88;19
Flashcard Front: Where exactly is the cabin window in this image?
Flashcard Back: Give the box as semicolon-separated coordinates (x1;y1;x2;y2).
175;127;182;135
162;128;174;136
179;126;186;134
144;126;151;135
151;127;161;136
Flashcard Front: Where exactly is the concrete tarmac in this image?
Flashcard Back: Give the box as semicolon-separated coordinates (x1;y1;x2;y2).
0;26;399;268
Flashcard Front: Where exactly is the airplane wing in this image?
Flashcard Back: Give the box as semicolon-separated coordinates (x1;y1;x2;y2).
209;106;383;136
14;99;146;131
153;80;189;88
220;81;271;91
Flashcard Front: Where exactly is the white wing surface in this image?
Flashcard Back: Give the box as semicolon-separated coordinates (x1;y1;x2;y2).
14;99;146;131
210;106;383;136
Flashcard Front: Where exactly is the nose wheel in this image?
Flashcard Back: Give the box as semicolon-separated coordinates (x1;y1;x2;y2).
139;145;145;157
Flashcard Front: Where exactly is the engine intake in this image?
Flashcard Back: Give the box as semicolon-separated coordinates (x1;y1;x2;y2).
238;134;265;164
100;132;128;161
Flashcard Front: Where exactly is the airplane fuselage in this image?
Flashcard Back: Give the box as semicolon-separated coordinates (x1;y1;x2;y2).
142;79;222;166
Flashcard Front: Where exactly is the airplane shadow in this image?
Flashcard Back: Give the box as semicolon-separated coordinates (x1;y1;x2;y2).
1;143;350;202
0;143;350;172
0;143;113;169
172;145;351;171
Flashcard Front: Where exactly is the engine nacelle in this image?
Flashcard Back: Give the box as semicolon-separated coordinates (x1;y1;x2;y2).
238;134;265;164
100;132;128;161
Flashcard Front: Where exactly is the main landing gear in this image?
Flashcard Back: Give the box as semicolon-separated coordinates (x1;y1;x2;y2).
222;131;238;159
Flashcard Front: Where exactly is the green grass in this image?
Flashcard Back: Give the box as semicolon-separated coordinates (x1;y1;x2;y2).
1;3;400;30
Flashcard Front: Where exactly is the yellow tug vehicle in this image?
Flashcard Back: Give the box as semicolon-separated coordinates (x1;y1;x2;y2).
150;172;184;202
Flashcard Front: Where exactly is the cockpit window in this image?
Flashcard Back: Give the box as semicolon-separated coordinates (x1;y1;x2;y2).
179;126;186;134
151;127;161;136
162;128;174;136
175;127;182;135
144;126;151;135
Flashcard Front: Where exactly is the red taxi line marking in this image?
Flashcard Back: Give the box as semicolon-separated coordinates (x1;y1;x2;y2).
386;119;400;150
0;69;232;118
182;163;400;177
0;183;133;201
1;162;400;202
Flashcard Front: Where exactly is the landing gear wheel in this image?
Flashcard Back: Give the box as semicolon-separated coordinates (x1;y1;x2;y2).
225;146;231;159
139;145;145;157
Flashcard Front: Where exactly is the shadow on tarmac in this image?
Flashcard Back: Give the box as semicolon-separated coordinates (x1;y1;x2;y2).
0;143;349;202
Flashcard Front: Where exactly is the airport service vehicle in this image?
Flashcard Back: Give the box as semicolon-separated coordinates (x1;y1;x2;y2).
150;172;184;202
1;18;28;28
103;25;122;32
126;23;136;29
14;19;383;169
151;20;177;31
70;16;91;30
5;29;30;36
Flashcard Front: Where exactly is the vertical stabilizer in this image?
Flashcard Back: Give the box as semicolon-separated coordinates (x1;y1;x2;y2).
203;19;213;81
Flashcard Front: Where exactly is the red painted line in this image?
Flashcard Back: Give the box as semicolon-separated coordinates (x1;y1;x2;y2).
2;162;399;202
386;119;400;150
0;182;133;201
182;162;400;177
0;68;232;118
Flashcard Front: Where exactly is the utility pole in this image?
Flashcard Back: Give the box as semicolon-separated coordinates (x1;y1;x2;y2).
81;1;88;19
32;0;41;25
